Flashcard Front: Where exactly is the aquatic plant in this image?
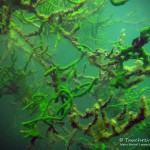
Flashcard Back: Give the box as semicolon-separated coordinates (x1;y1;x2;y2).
0;0;150;150
110;0;129;6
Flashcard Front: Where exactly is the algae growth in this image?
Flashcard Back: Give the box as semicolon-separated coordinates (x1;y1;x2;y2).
0;0;150;150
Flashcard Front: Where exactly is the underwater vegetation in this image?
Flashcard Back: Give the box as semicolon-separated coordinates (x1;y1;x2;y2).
0;0;150;149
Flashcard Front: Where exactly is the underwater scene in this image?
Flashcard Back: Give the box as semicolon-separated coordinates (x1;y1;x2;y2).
0;0;150;150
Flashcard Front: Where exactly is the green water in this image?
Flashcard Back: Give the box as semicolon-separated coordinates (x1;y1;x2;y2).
0;0;150;150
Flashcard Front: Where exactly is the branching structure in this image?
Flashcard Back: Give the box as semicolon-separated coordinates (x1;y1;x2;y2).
0;0;150;150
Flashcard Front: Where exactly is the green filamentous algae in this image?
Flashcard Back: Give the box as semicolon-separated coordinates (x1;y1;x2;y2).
0;0;150;150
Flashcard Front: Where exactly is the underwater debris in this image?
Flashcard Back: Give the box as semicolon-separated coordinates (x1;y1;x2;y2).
69;95;148;142
0;0;150;149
